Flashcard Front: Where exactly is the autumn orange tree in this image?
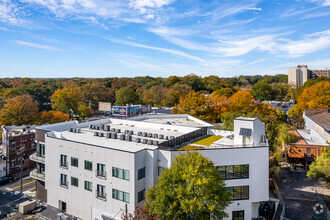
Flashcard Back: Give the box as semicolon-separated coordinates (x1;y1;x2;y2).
289;81;330;127
0;94;39;125
38;110;70;124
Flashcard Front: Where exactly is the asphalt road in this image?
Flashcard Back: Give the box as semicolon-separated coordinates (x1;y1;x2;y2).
0;176;36;192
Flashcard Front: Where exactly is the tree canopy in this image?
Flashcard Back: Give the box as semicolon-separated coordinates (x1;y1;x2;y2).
307;148;330;184
145;151;231;220
0;95;39;126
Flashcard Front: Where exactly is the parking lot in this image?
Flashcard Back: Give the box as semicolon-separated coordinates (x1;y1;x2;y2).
276;163;330;220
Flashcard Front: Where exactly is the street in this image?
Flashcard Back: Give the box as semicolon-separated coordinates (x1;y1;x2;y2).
0;176;36;193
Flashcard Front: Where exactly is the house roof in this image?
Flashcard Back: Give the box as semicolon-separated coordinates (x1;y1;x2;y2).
305;108;330;132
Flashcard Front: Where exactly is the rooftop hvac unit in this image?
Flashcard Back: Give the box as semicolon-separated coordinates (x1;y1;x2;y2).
148;133;153;137
153;134;158;138
120;134;125;140
143;132;147;137
170;136;175;139
69;128;74;132
165;136;169;140
111;133;117;139
137;132;142;136
75;128;81;133
106;125;111;131
136;138;141;143
111;128;116;132
126;135;132;141
89;125;93;129
116;129;121;133
124;130;129;134
142;139;148;144
94;132;99;136
159;134;164;139
99;132;104;137
96;126;100;130
153;140;159;146
129;130;134;135
148;140;153;145
106;133;111;138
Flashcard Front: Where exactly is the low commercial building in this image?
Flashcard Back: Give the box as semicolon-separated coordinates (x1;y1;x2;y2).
1;125;36;177
30;114;269;220
287;108;330;165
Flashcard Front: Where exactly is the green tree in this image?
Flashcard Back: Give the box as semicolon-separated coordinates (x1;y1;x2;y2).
115;87;138;105
146;151;231;220
307;148;330;184
0;95;39;125
252;79;271;101
51;87;81;115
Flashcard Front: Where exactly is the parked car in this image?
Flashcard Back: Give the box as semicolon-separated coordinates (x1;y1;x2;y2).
0;175;13;185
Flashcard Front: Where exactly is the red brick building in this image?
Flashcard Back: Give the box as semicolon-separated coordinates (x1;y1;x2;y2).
1;126;36;177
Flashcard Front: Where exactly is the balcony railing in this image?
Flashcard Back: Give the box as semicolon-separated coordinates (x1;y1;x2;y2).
96;191;107;201
30;169;45;181
59;179;68;188
29;153;45;163
96;169;107;179
59;160;68;169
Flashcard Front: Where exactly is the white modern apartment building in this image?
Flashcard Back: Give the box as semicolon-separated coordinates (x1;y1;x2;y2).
30;114;269;220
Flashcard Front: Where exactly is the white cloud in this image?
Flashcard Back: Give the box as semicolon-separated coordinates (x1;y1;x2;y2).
308;0;330;6
0;0;24;24
129;0;175;13
245;59;266;66
15;40;66;52
246;7;262;11
279;30;330;57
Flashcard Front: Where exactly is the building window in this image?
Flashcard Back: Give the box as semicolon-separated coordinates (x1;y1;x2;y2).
232;210;244;220
84;160;92;171
71;177;78;187
112;189;130;203
112;167;129;180
60;174;68;187
84;181;92;191
71;157;78;167
307;148;311;155
138;167;146;180
60;154;68;168
96;163;106;178
138;189;145;203
226;186;249;200
40;163;45;173
40;144;45;157
217;165;249;180
158;166;165;176
96;184;106;200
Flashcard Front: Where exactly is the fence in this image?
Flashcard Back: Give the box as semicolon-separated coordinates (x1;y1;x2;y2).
316;192;330;220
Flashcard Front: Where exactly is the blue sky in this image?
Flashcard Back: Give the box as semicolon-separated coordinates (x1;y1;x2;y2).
0;0;330;78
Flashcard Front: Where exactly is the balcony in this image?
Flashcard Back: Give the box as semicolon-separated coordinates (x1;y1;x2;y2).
96;169;107;179
30;169;45;181
29;153;45;163
59;179;68;188
59;160;68;169
96;191;107;201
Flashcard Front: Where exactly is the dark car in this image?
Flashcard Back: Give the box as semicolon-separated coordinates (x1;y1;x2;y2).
0;176;13;185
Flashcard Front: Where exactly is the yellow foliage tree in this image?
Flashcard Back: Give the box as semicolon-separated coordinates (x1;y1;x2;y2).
39;111;70;124
0;95;39;126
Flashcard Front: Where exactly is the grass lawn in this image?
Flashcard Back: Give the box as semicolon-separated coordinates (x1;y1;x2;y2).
178;145;205;151
192;135;223;146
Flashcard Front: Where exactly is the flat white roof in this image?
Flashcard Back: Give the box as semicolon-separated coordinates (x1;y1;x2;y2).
297;129;328;145
48;119;200;153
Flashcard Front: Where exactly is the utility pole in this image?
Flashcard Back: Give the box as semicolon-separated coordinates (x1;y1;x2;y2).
125;204;128;220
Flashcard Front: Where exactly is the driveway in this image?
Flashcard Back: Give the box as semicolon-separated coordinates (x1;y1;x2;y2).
276;163;330;220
